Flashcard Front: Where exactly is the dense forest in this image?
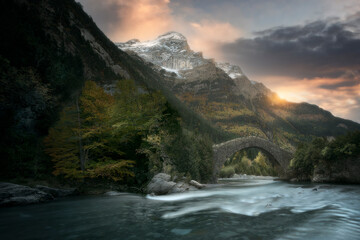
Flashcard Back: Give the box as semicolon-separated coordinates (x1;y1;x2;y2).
289;131;360;181
0;53;214;188
44;79;214;185
220;150;278;178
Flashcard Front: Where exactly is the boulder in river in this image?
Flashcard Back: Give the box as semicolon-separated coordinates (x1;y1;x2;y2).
147;173;204;195
0;182;77;207
147;173;177;195
312;157;360;184
0;182;54;207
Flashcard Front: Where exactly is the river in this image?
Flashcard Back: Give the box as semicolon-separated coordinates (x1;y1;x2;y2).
1;179;360;240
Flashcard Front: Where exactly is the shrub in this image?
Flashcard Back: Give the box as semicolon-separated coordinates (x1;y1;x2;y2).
219;166;235;178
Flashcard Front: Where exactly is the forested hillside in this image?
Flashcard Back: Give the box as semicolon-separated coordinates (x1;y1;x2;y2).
0;0;226;186
118;33;360;152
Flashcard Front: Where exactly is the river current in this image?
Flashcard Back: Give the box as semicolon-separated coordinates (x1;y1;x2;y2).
1;179;360;240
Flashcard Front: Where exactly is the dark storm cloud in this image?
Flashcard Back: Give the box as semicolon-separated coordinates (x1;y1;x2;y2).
318;71;360;90
221;12;360;84
319;80;358;90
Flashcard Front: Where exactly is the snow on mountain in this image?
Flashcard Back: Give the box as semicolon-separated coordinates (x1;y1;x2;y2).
215;62;243;79
117;31;268;98
161;66;182;78
117;32;207;74
117;32;259;85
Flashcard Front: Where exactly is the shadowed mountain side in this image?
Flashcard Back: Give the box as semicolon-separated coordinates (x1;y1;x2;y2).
0;0;234;181
0;0;231;144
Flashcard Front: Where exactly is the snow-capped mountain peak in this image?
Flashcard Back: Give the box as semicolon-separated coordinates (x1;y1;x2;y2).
117;31;206;72
116;31;267;98
119;32;189;52
117;32;253;82
156;31;187;42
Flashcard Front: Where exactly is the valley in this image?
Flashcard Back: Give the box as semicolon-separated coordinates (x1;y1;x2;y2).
117;32;360;151
0;0;360;239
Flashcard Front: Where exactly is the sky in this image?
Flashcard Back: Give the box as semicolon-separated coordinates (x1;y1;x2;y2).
78;0;360;123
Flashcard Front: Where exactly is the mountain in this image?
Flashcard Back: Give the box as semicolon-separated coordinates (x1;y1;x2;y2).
118;32;207;73
117;32;270;99
0;1;226;138
0;0;229;181
1;0;359;184
118;32;360;150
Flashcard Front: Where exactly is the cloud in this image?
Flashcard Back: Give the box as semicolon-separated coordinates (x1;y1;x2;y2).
78;0;242;59
318;71;360;90
221;13;360;80
77;0;360;122
185;20;241;59
220;12;360;122
258;75;360;122
189;21;241;44
78;0;173;42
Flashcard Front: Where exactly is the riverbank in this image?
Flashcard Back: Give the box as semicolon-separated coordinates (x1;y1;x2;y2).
0;176;139;207
3;168;358;208
1;179;359;239
286;156;360;184
0;182;75;207
219;173;276;181
0;173;208;207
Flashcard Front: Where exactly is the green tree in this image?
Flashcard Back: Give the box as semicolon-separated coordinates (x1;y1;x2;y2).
290;131;360;179
290;138;326;178
44;105;84;179
111;79;167;135
44;80;134;181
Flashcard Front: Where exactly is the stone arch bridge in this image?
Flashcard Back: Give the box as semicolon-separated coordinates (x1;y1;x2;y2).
212;136;294;182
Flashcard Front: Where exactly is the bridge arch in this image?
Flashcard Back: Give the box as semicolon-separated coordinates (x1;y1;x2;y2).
212;136;293;182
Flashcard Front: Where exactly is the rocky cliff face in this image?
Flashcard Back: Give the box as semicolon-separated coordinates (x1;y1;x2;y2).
117;32;208;73
117;32;269;99
312;157;360;184
215;62;243;79
232;76;272;99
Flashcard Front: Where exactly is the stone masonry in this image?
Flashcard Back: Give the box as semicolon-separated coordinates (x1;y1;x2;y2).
212;136;294;182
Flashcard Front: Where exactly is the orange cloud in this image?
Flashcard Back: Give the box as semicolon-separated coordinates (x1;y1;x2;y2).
115;0;244;60
79;0;242;59
259;76;360;122
111;0;173;41
185;20;242;59
79;0;174;42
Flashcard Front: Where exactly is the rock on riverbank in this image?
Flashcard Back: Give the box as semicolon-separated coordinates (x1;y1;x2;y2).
287;156;360;184
0;182;75;207
312;158;360;184
147;173;205;195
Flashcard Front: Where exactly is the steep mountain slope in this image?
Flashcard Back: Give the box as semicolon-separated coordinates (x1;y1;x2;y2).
118;32;207;72
118;32;360;150
0;0;230;179
0;0;228;137
117;32;268;99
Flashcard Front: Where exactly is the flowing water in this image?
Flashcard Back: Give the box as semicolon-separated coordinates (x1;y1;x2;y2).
1;179;360;240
